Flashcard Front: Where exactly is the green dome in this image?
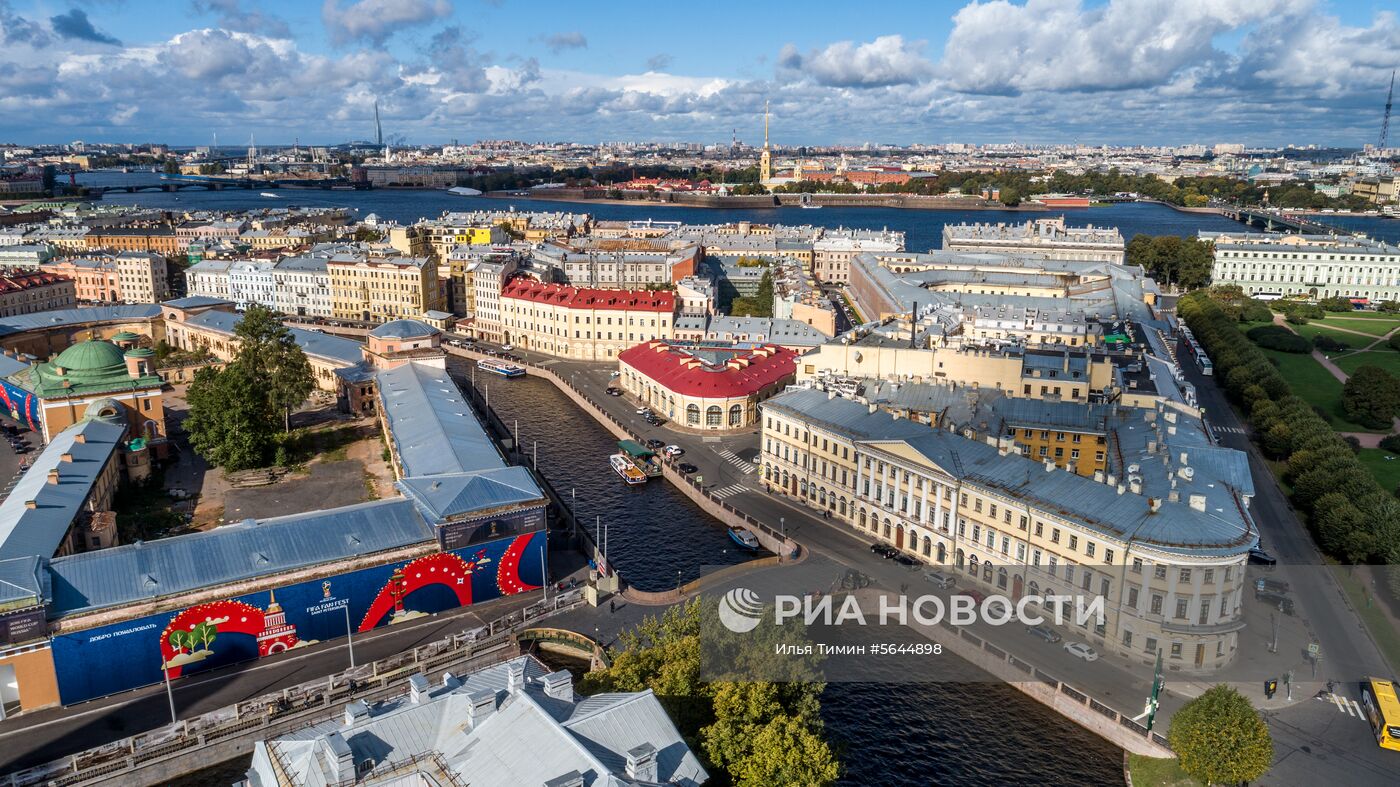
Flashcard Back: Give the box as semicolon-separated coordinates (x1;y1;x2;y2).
123;347;155;358
52;341;126;377
111;331;140;342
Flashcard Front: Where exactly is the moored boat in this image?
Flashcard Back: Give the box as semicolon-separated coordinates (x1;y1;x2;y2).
728;526;760;549
617;439;662;477
610;453;647;485
478;358;525;378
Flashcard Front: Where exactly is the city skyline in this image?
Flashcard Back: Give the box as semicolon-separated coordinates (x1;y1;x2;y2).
0;0;1396;147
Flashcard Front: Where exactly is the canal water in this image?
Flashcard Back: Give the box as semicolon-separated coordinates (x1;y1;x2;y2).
449;360;1122;784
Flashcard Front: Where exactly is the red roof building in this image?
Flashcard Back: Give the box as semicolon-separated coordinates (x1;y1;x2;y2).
501;279;675;312
617;341;797;430
498;278;676;361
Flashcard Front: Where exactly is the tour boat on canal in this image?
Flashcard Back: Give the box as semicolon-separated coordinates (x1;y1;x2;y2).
728;526;760;550
616;439;662;478
477;358;526;378
610;453;648;485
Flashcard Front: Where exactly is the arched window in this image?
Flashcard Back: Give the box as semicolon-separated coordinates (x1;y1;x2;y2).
937;542;947;563
859;509;867;528
968;554;979;574
686;404;700;425
882;519;892;538
729;404;743;426
818;489;826;506
839;497;848;516
922;535;932;557
706;405;722;427
1028;580;1041;598
983;561;993;582
997;567;1009;589
955;548;965;569
799;479;808;495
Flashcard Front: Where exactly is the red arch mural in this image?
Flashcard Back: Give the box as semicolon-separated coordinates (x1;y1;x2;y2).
160;600;266;679
497;533;541;595
358;551;476;632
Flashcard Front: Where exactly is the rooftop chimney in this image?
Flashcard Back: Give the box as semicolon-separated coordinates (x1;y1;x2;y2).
47;469;59;485
910;302;917;348
1148;497;1161;513
74;434;86;444
24;500;36;510
541;671;574;703
323;731;355;785
1188;494;1207;512
343;699;370;726
467;688;496;727
625;743;659;782
60;453;73;463
544;772;586;787
408;673;430;704
506;661;526;694
441;671;460;690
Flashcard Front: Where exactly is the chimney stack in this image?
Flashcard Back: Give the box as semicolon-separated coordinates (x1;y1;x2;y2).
343;700;370;727
541;671;574;703
625;743;659;783
408;673;429;704
467;688;496;726
47;469;59;485
506;660;526;694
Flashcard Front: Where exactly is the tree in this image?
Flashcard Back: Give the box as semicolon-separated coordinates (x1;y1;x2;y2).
1343;365;1400;429
233;305;314;432
1168;685;1272;785
185;364;273;470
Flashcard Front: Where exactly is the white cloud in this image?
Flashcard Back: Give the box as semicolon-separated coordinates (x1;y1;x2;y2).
940;0;1310;94
321;0;452;45
779;34;933;87
540;31;587;54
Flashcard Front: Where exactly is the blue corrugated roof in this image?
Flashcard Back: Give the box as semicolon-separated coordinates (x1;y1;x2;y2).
0;417;126;562
0;352;31;378
376;363;507;477
46;498;433;617
0;304;161;338
185;310;363;365
162;296;231;308
0;555;46;607
398;466;545;523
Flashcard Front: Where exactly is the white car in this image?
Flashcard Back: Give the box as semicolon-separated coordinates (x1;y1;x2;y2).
663;445;684;457
1064;642;1099;662
501;344;514;351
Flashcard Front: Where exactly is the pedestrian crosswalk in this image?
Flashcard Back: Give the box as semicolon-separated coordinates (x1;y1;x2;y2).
717;448;757;474
1215;425;1246;435
1320;693;1364;717
711;484;746;500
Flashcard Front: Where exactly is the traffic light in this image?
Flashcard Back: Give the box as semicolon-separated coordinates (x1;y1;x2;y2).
1265;679;1278;699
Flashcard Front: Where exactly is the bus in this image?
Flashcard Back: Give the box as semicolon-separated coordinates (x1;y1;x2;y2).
1360;677;1400;752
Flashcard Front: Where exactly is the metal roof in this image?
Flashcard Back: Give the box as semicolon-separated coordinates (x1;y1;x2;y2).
0;555;46;607
0;304;161;338
184;309;363;365
376;363;507;478
161;296;231;308
0;416;125;562
46;498;433;617
397;466;546;523
369;319;438;339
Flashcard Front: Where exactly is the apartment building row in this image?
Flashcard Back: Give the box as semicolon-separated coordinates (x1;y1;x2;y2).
39;252;168;303
759;387;1256;673
942;217;1126;264
183;251;439;321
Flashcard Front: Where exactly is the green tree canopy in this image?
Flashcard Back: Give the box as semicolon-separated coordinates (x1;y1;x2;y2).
1167;685;1273;785
184;307;315;470
1342;365;1400;430
1126;234;1215;290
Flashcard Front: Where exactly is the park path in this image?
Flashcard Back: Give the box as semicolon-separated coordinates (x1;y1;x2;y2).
1273;314;1400;437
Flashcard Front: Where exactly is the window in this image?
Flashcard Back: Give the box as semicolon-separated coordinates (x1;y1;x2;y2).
1179;568;1192;583
1051;528;1060;544
1145;637;1157;654
1085;543;1095;559
1203;568;1214;584
706;406;722;427
1153;566;1167;580
1150;594;1163;615
687;404;700;425
1122;630;1133;648
1127;587;1139;608
1175;598;1188;619
1105;549;1114;565
1034;521;1043;537
1068;535;1078;551
1170;642;1183;659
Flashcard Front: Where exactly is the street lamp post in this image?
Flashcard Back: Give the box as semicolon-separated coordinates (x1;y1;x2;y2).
161;654;177;725
344;603;356;670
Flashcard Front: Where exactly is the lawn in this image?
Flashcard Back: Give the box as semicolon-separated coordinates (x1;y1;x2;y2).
1292;322;1377;349
1334;351;1400;379
1357;448;1400;493
1256;348;1384;432
1317;315;1400;336
1128;754;1199;787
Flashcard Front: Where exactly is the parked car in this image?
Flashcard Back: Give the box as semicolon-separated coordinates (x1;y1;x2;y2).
1255;590;1295;615
1064;642;1099;662
957;588;986;605
645;439;666;450
1027;625;1062;644
1248;548;1278;567
1255;577;1290;594
922;570;956;589
678;462;698;474
447;339;463;347
605;387;623;396
663;445;684;457
870;543;898;558
609;371;621;378
501;344;514;351
892;553;920;568
636;407;652;415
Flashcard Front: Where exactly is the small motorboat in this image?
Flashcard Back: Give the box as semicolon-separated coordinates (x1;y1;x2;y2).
728;526;760;550
260;192;279;198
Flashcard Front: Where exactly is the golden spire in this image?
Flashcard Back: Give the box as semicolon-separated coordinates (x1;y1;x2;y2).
763;100;770;150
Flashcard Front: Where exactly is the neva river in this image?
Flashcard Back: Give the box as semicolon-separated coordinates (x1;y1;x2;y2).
77;171;1400;246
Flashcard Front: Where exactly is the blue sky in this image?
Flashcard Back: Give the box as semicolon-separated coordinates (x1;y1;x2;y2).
0;0;1397;146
